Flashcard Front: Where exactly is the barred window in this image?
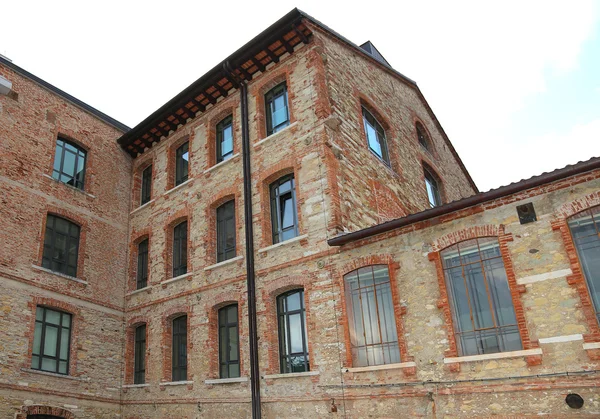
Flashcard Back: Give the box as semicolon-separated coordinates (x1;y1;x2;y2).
344;265;400;367
31;306;72;375
134;324;146;384
277;289;309;373
568;206;600;325
172;315;187;381
137;239;149;289
216;115;234;163
265;83;289;136
217;200;236;262
42;214;80;277
219;304;240;378
52;137;86;190
173;221;187;277
441;238;522;356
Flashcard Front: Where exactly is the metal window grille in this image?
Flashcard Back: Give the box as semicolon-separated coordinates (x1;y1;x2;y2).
441;238;523;356
172;315;187;381
277;289;309;373
41;214;80;277
218;304;240;378
216;200;236;262
270;174;298;244
136;239;149;289
175;142;189;186
172;221;188;277
568;206;600;325
216;115;234;163
31;306;72;375
134;324;146;384
344;265;400;367
141;165;152;205
265;83;290;136
52;137;86;190
362;107;389;165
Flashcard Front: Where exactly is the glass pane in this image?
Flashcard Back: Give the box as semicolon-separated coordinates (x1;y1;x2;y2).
53;148;62;172
222;126;233;156
36;307;43;321
55;218;70;235
63;150;76;177
286;292;301;312
278;179;291;194
43;326;58;356
445;267;472;332
227;305;237;323
459;239;481;265
59;361;68;374
60;328;69;359
219;327;227;360
357;266;374;288
64;142;77;153
485;258;517;326
464;263;494;329
45;309;60;325
288;313;303;353
33;323;42;354
61;313;71;328
41;358;57;372
229;363;240;378
372;266;389;284
228;326;238;361
31;355;39;369
365;120;381;157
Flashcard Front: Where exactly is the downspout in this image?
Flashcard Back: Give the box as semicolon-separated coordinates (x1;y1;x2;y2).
236;71;262;418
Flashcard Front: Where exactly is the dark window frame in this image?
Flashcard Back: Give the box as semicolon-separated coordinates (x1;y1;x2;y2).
136;238;149;290
270;174;299;244
416;121;432;152
172;221;188;277
172;315;188;381
216;200;236;262
265;82;290;136
175;142;189;186
52;137;87;190
424;167;442;208
134;324;146;384
362;106;390;165
216;115;234;163
31;306;72;375
344;265;401;367
277;289;309;373
441;238;523;356
218;304;240;378
141;165;152;205
42;214;80;277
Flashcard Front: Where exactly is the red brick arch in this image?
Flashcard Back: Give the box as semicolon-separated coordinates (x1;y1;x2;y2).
16;404;75;419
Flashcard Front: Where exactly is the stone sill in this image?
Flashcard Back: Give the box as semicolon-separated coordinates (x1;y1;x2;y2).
257;234;308;254
20;368;89;381
161;272;192;286
204;255;243;271
263;371;319;380
126;286;151;297
204;153;240;174
516;268;572;285
159;380;193;386
130;199;155;215
31;264;87;285
253;122;298;148
43;174;96;198
343;361;416;373
205;377;248;384
538;334;583;344
164;178;193;197
122;383;150;388
444;348;543;364
583;342;600;350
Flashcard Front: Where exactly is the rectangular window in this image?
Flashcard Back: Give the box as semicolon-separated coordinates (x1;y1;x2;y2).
31;306;72;375
175;142;189;186
141;165;152;205
172;315;187;381
216;116;234;163
362;107;390;165
442;238;522;356
137;239;149;289
277;289;309;373
270;175;298;244
219;304;240;378
344;265;400;367
52;137;87;190
173;221;188;277
217;201;236;262
42;214;80;277
424;168;442;208
134;324;146;384
265;83;290;136
568;206;600;325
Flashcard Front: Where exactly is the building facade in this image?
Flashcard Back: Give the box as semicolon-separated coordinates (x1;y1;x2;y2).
1;9;600;418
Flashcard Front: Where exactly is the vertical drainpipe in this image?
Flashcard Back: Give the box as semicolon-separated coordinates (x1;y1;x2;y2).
239;78;262;418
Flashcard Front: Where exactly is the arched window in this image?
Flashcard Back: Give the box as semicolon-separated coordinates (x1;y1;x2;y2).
216;115;234;163
265;82;290;136
441;238;522;356
277;289;309;373
216;200;236;262
270;174;298;244
362;106;389;165
52;137;87;190
344;265;399;367
172;315;187;381
172;221;188;277
424;167;442;208
42;214;80;277
134;324;146;384
416;122;432;152
218;304;240;378
568;206;600;325
136;239;149;289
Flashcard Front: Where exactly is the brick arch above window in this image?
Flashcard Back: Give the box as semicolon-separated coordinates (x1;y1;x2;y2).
428;226;540;370
552;193;600;355
16;405;75;419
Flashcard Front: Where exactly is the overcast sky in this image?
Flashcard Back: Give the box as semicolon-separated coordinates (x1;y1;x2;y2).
2;1;599;191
